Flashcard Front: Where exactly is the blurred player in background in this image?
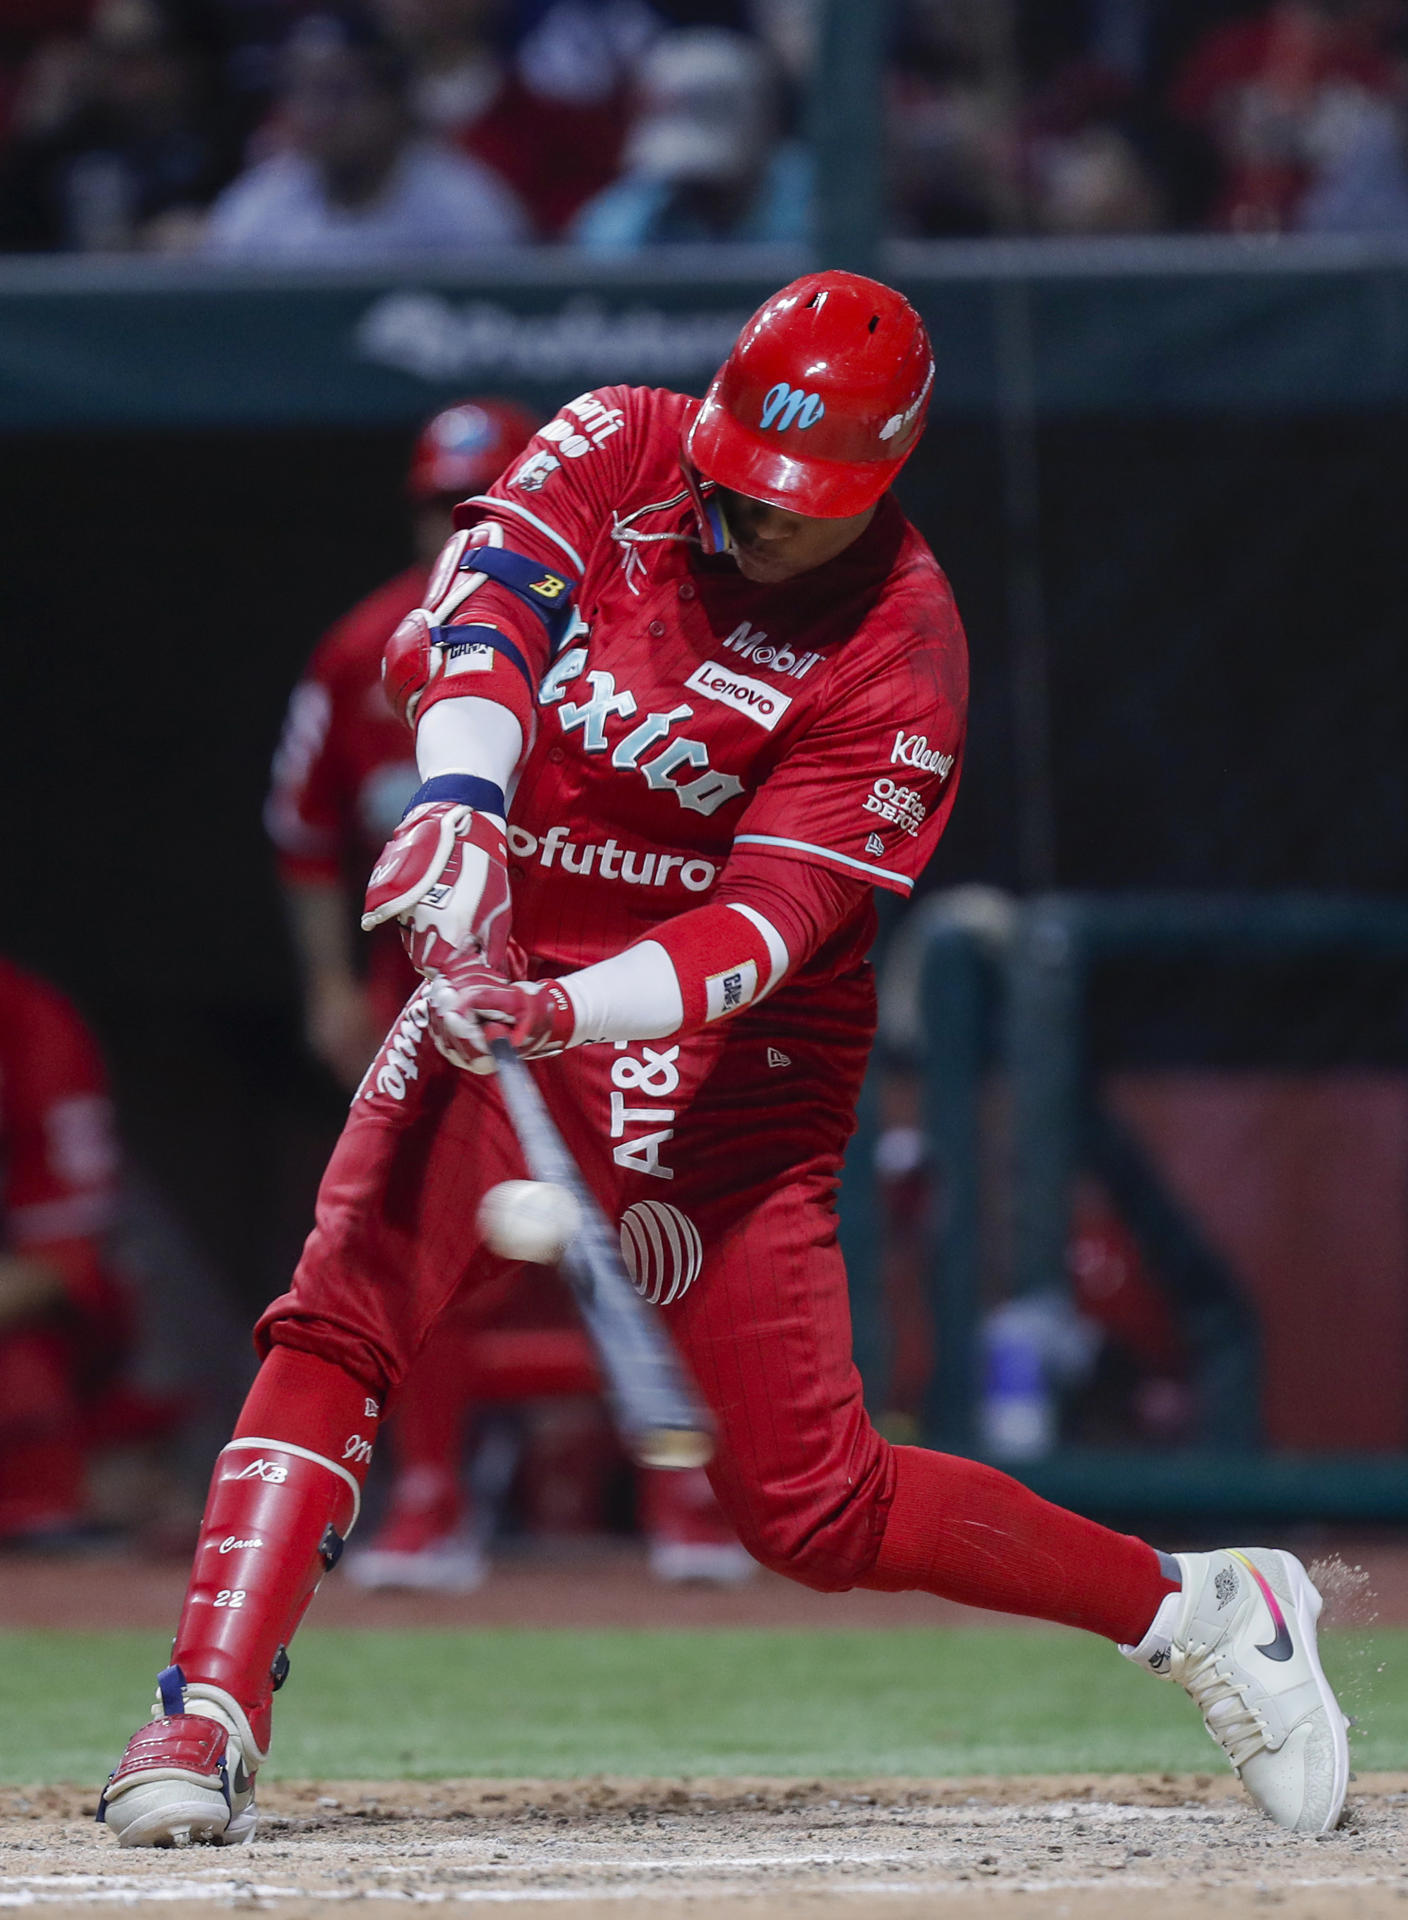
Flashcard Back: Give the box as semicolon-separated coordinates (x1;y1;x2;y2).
0;956;123;1544
105;273;1347;1848
266;397;750;1590
266;397;538;1086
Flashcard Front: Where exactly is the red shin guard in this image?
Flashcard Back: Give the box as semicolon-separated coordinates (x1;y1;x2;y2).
867;1444;1177;1645
170;1348;380;1748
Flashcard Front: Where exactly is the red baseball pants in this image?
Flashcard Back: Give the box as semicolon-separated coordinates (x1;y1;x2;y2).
253;990;1172;1639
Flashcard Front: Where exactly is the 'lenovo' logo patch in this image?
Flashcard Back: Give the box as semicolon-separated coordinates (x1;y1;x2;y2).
684;661;793;732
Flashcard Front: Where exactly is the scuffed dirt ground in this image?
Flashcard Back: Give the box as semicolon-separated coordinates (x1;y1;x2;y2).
5;1774;1408;1918
4;1545;1405;1912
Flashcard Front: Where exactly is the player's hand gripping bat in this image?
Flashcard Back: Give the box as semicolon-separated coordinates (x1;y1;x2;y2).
488;1037;714;1471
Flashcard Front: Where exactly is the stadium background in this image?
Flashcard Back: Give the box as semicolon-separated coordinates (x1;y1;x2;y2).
3;242;1405;1487
3;3;1408;1909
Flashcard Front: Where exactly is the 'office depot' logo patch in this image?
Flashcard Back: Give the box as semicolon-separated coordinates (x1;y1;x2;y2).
684;661;793;732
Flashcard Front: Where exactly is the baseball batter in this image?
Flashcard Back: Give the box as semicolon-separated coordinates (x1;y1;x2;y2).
101;273;1348;1845
266;396;748;1588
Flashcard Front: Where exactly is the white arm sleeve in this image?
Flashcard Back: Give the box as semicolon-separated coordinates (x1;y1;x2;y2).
415;696;523;804
560;940;684;1044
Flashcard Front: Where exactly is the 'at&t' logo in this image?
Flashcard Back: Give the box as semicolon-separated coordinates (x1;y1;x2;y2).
760;384;825;431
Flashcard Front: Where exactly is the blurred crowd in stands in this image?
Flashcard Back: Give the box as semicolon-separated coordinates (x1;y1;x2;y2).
4;0;1408;255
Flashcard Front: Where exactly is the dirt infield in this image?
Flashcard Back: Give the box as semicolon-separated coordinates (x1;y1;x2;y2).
4;1542;1405;1914
5;1774;1408;1918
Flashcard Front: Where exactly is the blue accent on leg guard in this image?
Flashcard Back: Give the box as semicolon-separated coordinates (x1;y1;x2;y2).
403;774;506;820
157;1664;186;1718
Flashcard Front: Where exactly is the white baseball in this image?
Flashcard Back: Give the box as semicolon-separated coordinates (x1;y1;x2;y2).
477;1179;581;1265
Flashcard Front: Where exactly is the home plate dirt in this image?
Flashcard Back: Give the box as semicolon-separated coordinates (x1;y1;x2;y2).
5;1776;1408;1919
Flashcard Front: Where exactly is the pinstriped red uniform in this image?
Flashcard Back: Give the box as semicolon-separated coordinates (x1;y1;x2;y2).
495;385;965;972
261;385;970;1590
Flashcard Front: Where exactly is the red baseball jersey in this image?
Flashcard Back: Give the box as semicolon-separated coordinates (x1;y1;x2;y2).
464;385;967;1018
267;566;425;890
0;958;117;1275
267;566;426;1020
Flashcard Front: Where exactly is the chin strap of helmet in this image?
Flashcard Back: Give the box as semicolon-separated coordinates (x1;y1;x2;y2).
679;424;734;557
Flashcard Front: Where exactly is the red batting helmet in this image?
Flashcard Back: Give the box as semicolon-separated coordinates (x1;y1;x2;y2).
686;271;934;521
407;397;539;503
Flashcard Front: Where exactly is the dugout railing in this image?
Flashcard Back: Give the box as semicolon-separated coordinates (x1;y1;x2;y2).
905;892;1408;1520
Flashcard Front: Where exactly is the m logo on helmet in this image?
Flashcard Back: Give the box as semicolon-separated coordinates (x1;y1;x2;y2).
760;383;826;432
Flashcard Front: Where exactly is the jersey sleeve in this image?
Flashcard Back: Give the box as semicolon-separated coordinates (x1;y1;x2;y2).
265;632;346;886
415;388;641;736
1;972;118;1258
567;845;867;1042
455;385;637;581
733;586;968;896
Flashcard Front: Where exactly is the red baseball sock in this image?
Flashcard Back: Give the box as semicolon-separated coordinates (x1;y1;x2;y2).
380;1327;472;1530
234;1343;380;1451
866;1444;1178;1644
170;1346;382;1750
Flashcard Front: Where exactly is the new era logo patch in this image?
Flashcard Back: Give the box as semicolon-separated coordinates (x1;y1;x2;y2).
767;1047;791;1069
865;833;885;857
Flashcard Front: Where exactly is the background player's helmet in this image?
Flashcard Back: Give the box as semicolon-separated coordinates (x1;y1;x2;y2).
686;271;935;521
407;398;539;504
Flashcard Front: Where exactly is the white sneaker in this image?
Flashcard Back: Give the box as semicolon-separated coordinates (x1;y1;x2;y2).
345;1534;487;1594
1125;1548;1350;1833
648;1540;757;1586
100;1668;264;1847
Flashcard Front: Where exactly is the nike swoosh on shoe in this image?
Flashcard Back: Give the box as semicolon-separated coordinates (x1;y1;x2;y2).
1231;1549;1295;1662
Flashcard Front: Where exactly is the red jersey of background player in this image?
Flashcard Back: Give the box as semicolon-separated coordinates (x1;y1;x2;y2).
265;568;422;1023
466;383;965;1035
0;956;116;1285
267;398;540;1063
0;956;121;1540
266;568;423;884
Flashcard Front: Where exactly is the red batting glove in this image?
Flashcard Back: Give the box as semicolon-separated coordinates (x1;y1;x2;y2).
362;801;510;976
427;955;577;1074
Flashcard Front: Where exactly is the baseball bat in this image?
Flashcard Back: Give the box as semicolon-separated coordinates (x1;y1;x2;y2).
489;1038;714;1470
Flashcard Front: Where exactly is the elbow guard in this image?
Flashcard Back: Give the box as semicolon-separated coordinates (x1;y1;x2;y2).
381;527;578;730
381;607;517;730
